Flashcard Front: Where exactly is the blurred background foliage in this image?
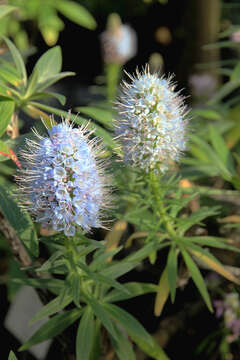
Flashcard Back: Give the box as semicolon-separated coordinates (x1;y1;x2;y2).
2;0;240;360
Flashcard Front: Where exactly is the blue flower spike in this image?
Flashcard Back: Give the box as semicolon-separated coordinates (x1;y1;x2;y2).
16;116;111;236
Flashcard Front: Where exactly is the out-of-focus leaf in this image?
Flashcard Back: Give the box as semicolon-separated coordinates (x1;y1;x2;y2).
76;306;95;360
76;106;114;128
0;99;14;137
0;5;17;19
181;247;213;312
154;266;169;316
3;37;27;86
56;0;97;30
8;350;18;360
192;109;222;120
231;61;240;80
19;308;83;350
29;91;66;105
208;125;235;172
0;184;38;257
105;220;128;263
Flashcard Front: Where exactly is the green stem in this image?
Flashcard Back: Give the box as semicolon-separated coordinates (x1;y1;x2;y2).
150;171;177;238
105;63;122;102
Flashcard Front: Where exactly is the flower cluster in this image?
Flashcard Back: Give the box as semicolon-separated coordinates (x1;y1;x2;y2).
16;118;110;236
214;292;240;343
115;67;188;173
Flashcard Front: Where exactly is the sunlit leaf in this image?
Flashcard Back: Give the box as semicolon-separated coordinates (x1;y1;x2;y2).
56;0;97;30
0;5;17;19
154;266;169;316
181;247;213;312
0;99;15;137
3;37;27;87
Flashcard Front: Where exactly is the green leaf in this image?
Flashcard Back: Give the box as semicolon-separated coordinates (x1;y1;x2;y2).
208;125;235;172
183;236;240;253
125;240;169;263
76;106;113;128
56;0;97;30
0;100;15;137
35;72;75;92
76;306;95;360
131;335;170;360
77;260;129;295
31;46;62;86
177;206;220;235
180;247;213;312
191;108;222;121
0;5;17;19
86;296;118;340
12;277;64;292
167;246;178;303
19;308;83;351
8;351;18;360
29;293;72;324
231;61;240;81
29;91;66;105
100;262;138;280
89;318;102;360
3;37;27;87
109;320;136;360
103;303;153;346
0;184;38;257
70;272;81;308
103;282;158;303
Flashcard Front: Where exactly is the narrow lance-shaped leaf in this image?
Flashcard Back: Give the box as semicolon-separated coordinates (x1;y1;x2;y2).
154;266;170;316
29;293;73;325
0;5;17;19
109;319;136;360
19;308;84;351
180;247;213;312
0;100;15;137
103;302;153;346
0;184;38;257
86;296;118;341
3;37;27;87
187;243;240;285
56;0;97;30
76;306;95;360
8;351;18;360
167;246;178;303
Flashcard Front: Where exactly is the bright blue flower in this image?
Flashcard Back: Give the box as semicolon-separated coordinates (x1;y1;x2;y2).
16;118;110;236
